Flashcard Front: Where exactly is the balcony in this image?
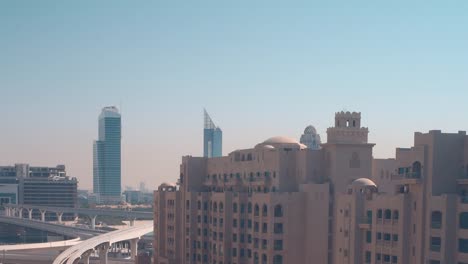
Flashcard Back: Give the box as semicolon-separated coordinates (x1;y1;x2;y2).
358;218;372;229
391;172;421;185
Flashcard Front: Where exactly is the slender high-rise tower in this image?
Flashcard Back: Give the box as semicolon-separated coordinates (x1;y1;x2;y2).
93;106;122;204
203;109;222;158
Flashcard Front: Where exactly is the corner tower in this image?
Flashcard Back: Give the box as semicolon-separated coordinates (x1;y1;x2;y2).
327;111;368;144
323;111;374;194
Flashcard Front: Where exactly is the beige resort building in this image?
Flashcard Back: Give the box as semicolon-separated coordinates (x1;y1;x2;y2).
154;111;468;264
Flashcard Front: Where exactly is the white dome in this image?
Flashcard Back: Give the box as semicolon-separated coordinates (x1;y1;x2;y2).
304;125;317;134
256;136;307;150
263;136;300;145
351;178;377;188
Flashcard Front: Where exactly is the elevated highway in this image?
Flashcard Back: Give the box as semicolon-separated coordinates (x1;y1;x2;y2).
5;204;153;229
53;223;153;264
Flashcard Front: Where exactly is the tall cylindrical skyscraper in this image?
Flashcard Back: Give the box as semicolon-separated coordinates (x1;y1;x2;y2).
93;106;121;204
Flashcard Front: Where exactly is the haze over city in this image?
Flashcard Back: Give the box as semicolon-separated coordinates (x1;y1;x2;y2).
1;1;467;191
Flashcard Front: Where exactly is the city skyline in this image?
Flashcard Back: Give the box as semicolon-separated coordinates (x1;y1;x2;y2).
1;2;467;191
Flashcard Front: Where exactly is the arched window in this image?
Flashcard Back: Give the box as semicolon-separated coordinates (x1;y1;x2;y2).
377;209;383;219
233;203;238;213
197;201;201;210
213;202;217;212
353;120;356;127
254;252;259;264
384;209;391;220
262;204;268;217
346;120;350;127
254;204;260;216
262;254;267;264
412;161;422;178
350;152;360;168
431;211;442;229
273;255;283;264
219;202;224;213
248;202;252;214
274;205;283;217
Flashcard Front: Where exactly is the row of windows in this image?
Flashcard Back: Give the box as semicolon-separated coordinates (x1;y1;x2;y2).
190;251;283;264
376;209;399;220
190;201;284;217
206;171;277;180
364;231;398;243
193;222;284;239
364;251;398;263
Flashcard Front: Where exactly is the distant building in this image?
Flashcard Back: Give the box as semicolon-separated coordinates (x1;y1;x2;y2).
300;125;322;149
124;190;154;205
203;109;222;158
93;106;122;204
0;164;77;220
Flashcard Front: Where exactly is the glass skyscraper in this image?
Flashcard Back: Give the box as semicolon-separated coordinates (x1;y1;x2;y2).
203;109;222;158
93;106;121;204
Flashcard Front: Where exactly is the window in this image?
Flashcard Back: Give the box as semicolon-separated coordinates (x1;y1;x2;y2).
376;232;382;240
350;152;360;168
460;212;468;229
431;211;442;229
262;223;268;233
273;255;283;264
274;223;283;234
392;256;398;263
412;161;422;178
274;205;283;217
274;240;283;250
262;204;268;217
254;204;260;216
248;203;252;214
365;251;371;263
366;231;372;243
430;237;441;252
233;203;238;213
384;233;391;241
384;209;391;220
377;209;383;219
393;234;398;242
460;239;468;253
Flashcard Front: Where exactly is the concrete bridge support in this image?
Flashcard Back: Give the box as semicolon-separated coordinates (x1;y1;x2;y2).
40;210;46;222
28;209;33;220
82;250;93;264
57;212;63;223
18;208;23;218
130;238;139;260
91;215;97;230
98;243;110;264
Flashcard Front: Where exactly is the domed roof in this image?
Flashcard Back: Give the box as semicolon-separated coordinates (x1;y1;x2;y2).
263;136;301;145
160;182;176;188
351;178;377;188
256;136;307;150
304;125;317;134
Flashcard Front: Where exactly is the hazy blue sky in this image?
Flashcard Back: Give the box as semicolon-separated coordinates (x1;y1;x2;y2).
1;1;467;190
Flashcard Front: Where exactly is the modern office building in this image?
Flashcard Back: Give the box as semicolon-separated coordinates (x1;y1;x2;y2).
299;125;322;150
154;111;468;264
204;109;222;158
93;106;122;204
0;164;77;220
